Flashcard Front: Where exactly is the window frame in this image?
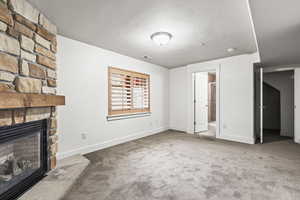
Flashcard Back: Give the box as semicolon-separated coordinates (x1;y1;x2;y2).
108;67;151;117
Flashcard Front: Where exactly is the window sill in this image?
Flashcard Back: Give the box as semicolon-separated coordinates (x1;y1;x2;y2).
107;112;151;121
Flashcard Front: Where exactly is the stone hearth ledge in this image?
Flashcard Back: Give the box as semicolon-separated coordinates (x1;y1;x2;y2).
19;155;90;200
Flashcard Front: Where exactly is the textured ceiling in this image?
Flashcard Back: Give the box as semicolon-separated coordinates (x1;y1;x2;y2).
249;0;300;67
28;0;257;68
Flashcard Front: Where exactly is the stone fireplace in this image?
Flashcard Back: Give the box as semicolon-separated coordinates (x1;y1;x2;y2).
0;0;65;199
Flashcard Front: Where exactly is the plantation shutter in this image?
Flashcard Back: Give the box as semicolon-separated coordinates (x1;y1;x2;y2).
108;67;150;116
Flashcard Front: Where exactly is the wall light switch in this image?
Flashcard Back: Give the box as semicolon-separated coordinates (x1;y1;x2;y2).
81;133;87;140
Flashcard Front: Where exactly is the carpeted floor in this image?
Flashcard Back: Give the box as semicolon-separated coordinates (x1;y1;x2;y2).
197;122;216;138
63;131;300;200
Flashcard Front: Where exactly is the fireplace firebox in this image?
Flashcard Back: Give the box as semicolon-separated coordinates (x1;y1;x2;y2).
0;120;49;200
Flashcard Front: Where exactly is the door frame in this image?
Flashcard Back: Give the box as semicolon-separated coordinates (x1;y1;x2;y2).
191;67;220;138
254;65;297;144
263;68;296;140
254;63;264;143
260;67;264;143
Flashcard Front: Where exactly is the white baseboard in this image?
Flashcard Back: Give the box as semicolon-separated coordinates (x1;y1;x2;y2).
295;138;300;144
185;131;194;135
169;127;187;133
170;128;255;144
217;134;255;144
57;127;168;160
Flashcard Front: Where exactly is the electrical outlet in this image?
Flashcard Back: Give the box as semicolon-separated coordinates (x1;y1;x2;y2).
81;133;87;140
149;122;153;127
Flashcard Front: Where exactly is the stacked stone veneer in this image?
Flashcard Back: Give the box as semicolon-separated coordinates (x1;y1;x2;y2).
0;0;58;169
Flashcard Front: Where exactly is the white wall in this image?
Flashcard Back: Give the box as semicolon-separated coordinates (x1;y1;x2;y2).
295;68;300;143
169;67;188;131
169;53;260;144
264;71;294;137
57;36;169;159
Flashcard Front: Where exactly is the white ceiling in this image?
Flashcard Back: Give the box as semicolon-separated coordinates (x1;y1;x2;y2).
249;0;300;67
28;0;257;68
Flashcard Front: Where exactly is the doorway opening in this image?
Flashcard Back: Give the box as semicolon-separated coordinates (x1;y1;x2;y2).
255;66;295;144
193;71;217;138
263;70;295;143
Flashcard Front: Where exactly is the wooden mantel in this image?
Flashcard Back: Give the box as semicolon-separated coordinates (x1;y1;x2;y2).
0;93;65;109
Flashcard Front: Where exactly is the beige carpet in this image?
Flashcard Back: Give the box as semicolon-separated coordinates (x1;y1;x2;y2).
63;131;300;200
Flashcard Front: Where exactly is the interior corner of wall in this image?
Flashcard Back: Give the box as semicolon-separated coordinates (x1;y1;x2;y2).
186;127;193;134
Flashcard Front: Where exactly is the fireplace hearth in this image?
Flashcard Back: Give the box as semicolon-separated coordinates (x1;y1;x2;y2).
0;120;49;200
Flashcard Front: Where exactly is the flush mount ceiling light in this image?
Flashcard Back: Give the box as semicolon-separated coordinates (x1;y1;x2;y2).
227;48;236;52
151;32;173;46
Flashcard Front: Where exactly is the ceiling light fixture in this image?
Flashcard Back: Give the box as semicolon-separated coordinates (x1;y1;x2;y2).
151;32;173;46
227;48;236;52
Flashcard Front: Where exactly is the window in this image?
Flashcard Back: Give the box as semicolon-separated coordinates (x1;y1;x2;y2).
108;67;150;116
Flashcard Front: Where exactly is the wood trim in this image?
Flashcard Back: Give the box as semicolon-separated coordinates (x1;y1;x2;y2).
148;76;151;112
109;108;151;116
0;93;65;109
108;67;112;115
109;67;149;79
108;66;150;116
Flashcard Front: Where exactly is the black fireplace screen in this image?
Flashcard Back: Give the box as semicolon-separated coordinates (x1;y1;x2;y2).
0;120;48;200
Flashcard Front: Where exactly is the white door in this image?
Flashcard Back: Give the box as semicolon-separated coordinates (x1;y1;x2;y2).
260;68;264;143
194;72;209;132
254;64;264;143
